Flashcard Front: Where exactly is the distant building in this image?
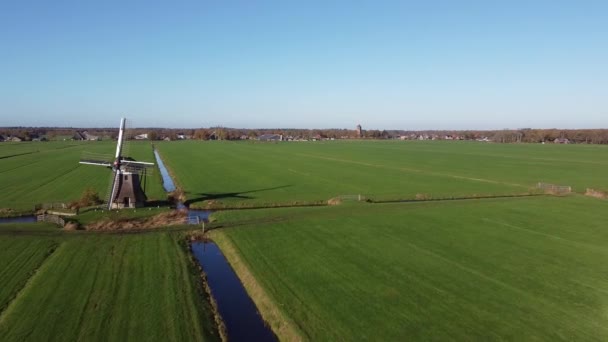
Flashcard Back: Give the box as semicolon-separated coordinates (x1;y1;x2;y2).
73;131;99;141
259;134;283;142
356;124;362;137
9;136;22;142
0;135;4;142
134;133;148;140
554;138;570;144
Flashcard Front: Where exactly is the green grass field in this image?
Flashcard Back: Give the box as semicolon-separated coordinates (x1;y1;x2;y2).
211;196;608;340
0;224;220;342
156;140;608;209
2;140;607;341
0;141;165;212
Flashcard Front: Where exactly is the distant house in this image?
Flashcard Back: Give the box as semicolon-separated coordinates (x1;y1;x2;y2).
554;138;570;144
9;136;22;142
134;133;148;140
258;134;283;142
74;131;100;141
176;133;186;140
163;136;172;141
83;131;100;141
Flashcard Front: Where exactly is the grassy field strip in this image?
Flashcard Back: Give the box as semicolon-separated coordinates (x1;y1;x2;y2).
210;233;304;341
213;196;608;340
0;238;59;314
360;141;608;166
238;142;524;193
0;233;219;342
482;218;608;253
294;151;527;188
0;158;44;175
279;141;607;191
402;239;608;334
157;141;523;209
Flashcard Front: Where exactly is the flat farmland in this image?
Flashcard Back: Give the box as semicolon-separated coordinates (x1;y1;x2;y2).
156;140;608;209
211;196;608;341
0;226;220;342
0;141;164;211
0;233;58;312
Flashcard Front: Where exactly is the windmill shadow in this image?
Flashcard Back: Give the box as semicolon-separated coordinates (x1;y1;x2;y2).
183;185;292;206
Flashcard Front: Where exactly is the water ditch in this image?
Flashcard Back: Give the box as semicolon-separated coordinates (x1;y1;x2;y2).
0;215;37;224
153;149;276;341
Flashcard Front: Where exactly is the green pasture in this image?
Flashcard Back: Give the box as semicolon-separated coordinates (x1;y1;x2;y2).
156;140;608;209
0;225;219;342
1;139;607;341
0;141;165;212
212;195;608;341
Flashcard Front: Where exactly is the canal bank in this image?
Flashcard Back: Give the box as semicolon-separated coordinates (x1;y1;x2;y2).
153;148;276;341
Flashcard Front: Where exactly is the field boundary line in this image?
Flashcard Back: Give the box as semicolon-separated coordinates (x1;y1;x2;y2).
0;158;45;176
294;152;527;188
210;232;305;342
0;242;62;325
0;151;39;160
26;164;83;198
372;193;546;204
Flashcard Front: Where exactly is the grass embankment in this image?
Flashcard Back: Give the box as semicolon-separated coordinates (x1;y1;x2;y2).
0;141;166;212
0;224;220;342
156;140;608;209
211;196;608;340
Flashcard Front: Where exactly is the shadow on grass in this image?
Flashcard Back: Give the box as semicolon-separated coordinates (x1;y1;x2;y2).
146;199;173;207
184;185;293;206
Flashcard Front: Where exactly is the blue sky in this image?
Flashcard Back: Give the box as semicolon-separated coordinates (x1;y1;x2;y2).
0;1;606;129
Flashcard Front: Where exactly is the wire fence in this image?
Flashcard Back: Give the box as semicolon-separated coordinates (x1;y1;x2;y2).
537;182;572;194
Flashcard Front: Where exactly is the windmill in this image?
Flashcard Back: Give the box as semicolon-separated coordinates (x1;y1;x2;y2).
79;118;154;209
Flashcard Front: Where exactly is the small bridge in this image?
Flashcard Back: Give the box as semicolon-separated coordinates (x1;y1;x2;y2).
37;214;65;227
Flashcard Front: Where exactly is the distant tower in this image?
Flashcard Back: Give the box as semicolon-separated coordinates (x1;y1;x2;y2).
356;124;362;138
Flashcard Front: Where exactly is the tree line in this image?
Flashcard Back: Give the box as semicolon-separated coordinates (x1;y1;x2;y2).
2;126;608;144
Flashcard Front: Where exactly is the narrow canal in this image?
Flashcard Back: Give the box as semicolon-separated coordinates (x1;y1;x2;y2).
153;148;276;341
0;215;37;224
192;242;277;342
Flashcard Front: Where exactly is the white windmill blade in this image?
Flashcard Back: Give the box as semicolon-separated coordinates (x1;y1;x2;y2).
79;160;113;167
120;160;155;166
115;117;126;159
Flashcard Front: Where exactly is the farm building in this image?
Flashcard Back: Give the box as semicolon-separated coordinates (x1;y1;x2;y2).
259;134;283;142
73;131;100;141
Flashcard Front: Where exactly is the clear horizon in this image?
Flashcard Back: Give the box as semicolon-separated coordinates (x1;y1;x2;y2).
1;1;606;129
